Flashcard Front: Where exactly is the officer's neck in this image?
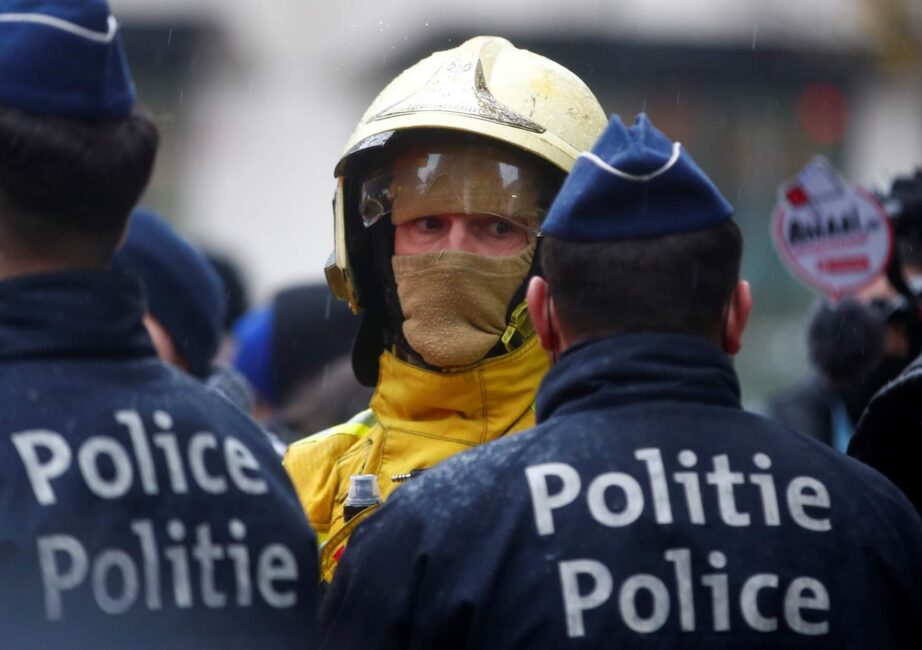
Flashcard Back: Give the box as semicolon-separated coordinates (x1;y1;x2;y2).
561;328;727;358
0;249;105;283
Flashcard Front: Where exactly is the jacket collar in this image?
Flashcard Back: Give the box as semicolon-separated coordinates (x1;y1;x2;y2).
537;332;741;422
372;334;549;445
0;269;155;362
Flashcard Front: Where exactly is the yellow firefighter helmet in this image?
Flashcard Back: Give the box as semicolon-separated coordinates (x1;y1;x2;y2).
325;35;607;310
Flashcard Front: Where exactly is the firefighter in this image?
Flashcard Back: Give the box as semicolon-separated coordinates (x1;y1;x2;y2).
283;36;607;582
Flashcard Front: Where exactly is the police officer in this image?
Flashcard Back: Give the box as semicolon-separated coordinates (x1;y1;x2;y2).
319;115;922;649
283;36;606;582
114;209;227;380
850;169;922;513
0;1;318;646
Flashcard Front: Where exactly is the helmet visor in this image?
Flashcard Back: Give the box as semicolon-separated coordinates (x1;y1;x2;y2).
358;139;558;239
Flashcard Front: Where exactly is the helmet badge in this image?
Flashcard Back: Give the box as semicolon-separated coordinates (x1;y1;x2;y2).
371;56;547;134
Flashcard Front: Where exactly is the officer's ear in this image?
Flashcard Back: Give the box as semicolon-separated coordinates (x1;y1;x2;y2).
115;219;130;249
527;275;562;353
723;280;753;356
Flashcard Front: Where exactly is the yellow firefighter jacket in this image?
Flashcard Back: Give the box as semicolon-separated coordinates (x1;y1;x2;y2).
283;333;549;582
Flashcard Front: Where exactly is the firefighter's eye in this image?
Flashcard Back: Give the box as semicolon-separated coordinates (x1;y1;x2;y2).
418;216;444;232
487;219;514;237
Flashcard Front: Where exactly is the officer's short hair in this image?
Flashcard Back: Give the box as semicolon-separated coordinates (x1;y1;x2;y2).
541;219;743;342
0;105;158;266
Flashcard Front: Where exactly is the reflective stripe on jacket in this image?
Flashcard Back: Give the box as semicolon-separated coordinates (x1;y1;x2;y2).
284;334;548;581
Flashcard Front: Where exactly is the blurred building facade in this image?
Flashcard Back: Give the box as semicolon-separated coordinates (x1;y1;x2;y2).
110;0;922;404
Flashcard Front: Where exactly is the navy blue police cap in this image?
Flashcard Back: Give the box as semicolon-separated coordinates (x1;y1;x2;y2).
0;0;135;119
113;210;226;378
542;113;733;241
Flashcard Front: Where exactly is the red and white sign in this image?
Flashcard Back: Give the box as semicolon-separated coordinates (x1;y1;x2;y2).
772;157;892;298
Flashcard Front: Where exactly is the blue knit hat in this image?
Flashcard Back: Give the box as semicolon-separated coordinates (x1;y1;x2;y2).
0;0;135;118
232;306;276;404
113;210;226;378
542;113;733;241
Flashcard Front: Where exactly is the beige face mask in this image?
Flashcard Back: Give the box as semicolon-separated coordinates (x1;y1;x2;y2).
393;247;534;368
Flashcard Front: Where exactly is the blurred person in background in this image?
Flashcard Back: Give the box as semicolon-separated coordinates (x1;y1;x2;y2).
206;250;252;364
320;114;922;650
0;0;318;645
114;209;258;418
766;176;922;451
850;169;922;513
283;35;607;584
232;283;371;442
765;287;914;451
206;251;252;334
114;209;227;380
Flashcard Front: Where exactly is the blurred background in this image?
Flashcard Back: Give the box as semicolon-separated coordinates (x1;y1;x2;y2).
110;0;922;407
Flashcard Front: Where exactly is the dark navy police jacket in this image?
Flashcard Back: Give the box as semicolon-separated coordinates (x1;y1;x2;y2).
849;353;922;515
0;272;318;648
322;333;922;649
